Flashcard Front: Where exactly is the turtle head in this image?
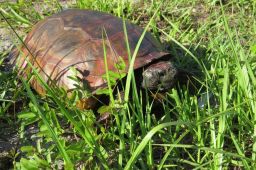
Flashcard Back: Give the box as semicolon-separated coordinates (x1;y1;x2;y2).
141;61;177;91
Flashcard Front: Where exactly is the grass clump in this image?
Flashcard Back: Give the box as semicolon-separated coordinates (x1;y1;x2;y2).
0;0;256;169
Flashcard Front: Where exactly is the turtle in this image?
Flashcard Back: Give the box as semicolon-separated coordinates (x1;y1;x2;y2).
10;9;177;109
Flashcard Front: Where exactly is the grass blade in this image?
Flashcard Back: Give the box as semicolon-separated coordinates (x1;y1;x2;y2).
21;78;73;169
124;121;187;169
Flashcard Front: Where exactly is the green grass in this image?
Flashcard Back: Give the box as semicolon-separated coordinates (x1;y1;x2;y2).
0;0;256;169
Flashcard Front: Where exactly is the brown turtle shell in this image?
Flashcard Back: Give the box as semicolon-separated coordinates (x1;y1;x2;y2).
15;9;168;98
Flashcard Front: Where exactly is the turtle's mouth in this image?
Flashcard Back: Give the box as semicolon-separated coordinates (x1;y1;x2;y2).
141;61;177;91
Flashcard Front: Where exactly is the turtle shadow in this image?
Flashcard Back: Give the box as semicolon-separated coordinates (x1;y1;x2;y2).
164;40;210;93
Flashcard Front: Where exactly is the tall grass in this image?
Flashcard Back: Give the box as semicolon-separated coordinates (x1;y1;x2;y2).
0;0;256;169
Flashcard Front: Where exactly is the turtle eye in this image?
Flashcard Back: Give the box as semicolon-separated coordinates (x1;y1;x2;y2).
158;70;165;77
